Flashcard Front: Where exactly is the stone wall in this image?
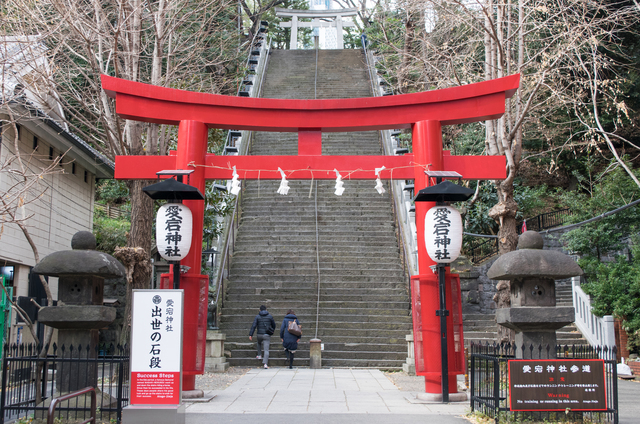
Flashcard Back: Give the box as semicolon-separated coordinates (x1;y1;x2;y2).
100;276;127;346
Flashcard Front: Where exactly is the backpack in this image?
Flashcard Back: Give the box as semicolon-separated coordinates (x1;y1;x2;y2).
287;320;302;337
266;323;275;335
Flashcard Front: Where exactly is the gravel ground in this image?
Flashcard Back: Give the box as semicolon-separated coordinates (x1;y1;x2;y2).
195;368;428;392
383;371;427;391
195;367;252;391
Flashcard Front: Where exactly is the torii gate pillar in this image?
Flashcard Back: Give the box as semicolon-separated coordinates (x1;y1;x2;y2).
411;120;461;396
158;120;209;392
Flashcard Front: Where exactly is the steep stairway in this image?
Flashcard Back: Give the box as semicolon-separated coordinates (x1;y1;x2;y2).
463;281;588;346
218;50;413;368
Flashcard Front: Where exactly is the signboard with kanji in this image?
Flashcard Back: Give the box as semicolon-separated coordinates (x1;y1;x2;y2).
130;290;184;405
509;359;607;411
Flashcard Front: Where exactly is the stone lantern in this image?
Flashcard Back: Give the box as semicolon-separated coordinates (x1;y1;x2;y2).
487;231;582;358
33;231;124;391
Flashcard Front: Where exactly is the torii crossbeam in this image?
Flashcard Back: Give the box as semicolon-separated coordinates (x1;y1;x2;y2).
102;73;519;395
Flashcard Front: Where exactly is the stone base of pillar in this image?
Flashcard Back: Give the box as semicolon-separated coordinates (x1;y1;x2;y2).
205;357;230;372
122;404;185;424
416;392;469;402
182;389;204;399
205;330;229;372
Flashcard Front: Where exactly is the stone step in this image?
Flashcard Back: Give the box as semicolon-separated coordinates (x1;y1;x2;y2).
234;239;398;246
234;245;400;253
229;258;403;267
227;357;404;369
227;270;405;278
226;274;407;291
237;224;396;233
222;301;409;316
225;336;407;345
221;309;412;320
233;252;401;268
235;233;399;242
228;348;406;361
224;294;409;303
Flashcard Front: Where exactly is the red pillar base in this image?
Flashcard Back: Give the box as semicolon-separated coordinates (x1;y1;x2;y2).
410;274;462;395
160;272;208;392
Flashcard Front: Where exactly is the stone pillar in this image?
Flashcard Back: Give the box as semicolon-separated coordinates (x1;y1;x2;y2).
336;16;344;49
403;333;416;375
205;330;229;372
290;15;298;49
309;338;322;369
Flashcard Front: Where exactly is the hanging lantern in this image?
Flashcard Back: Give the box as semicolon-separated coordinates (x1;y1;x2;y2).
424;205;463;264
156;203;193;261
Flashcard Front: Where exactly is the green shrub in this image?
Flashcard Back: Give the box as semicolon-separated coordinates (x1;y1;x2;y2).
94;217;129;255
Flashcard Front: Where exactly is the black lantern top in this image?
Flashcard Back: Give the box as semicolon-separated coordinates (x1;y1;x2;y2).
414;180;474;203
143;172;205;201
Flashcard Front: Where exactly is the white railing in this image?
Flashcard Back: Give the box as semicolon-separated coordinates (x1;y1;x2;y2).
222;31;271;157
572;276;615;348
210;31;272;310
363;42;418;275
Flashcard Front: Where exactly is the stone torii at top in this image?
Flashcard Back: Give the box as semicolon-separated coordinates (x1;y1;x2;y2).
275;7;357;49
102;72;520;396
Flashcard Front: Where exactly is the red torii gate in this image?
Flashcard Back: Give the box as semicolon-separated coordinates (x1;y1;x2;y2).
102;73;519;395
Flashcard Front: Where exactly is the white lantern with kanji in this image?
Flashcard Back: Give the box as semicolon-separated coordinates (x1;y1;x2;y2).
424;205;463;263
156;203;193;261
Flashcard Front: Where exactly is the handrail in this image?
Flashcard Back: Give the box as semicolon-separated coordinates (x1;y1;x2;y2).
211;31;271;317
47;386;96;424
572;276;616;350
463;208;573;263
517;208;571;234
361;36;418;276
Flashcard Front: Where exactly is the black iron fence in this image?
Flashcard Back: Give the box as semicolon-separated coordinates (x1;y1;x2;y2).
517;208;572;234
465;237;499;264
470;342;618;424
465;209;573;264
1;343;129;424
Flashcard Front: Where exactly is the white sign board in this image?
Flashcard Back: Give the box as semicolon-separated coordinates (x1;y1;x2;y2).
130;290;183;405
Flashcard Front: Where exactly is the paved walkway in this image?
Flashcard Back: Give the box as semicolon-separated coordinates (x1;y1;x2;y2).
184;368;469;424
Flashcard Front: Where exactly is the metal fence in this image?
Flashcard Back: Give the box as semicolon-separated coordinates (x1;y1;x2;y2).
465;237;499;264
94;203;130;220
465;208;573;264
470;342;618;424
1;343;129;424
518;208;572;234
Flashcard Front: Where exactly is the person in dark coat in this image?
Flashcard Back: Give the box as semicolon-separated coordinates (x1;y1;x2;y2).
249;305;276;369
280;309;301;369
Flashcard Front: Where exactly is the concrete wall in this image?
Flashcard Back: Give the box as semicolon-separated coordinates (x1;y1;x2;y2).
0;118;95;267
1;117;96;345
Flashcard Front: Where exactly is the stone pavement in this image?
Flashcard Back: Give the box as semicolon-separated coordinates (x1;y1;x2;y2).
184;368;469;424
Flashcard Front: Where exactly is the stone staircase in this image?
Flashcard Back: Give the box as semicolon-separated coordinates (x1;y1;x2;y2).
463;282;588;346
218;50;413;369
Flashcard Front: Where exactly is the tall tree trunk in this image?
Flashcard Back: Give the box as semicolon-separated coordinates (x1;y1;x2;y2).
490;178;519;343
398;9;416;94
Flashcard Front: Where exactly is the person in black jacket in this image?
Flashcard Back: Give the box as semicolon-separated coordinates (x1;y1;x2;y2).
280;310;301;369
249;305;276;369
